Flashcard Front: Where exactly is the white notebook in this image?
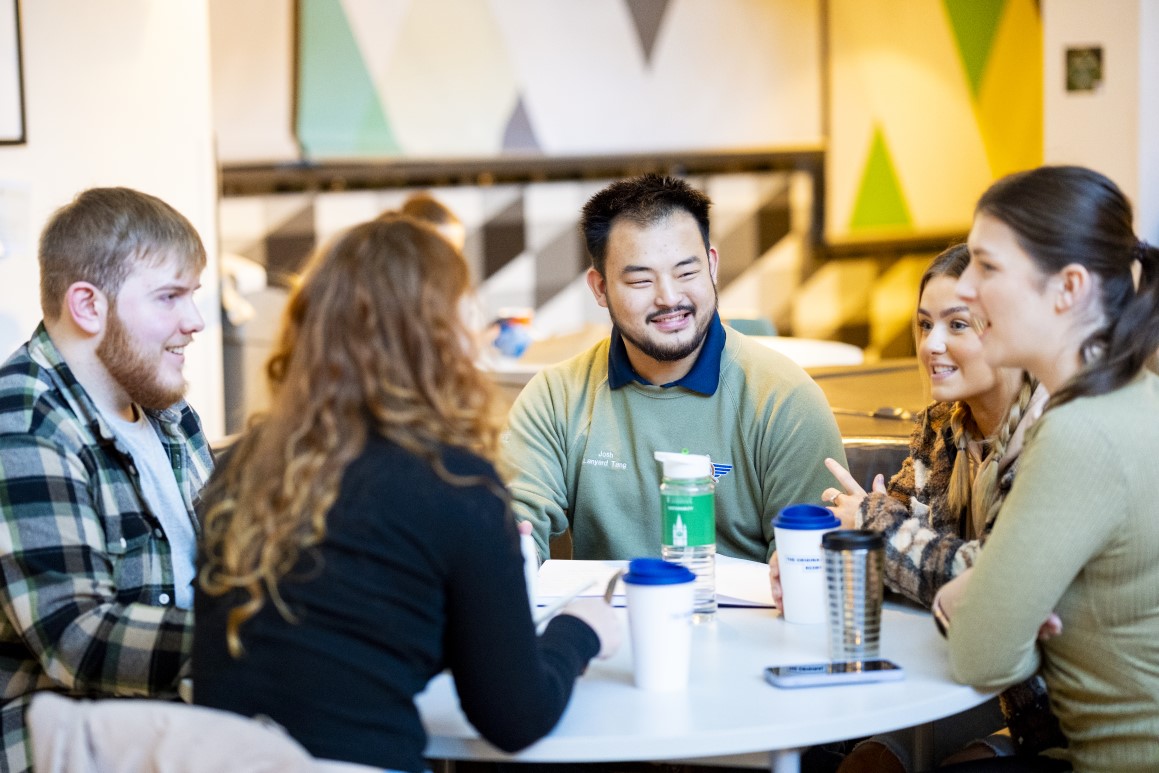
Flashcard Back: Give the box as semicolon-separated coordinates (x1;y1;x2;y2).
535;555;775;608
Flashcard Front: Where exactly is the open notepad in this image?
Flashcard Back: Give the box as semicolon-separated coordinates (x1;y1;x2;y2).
535;555;776;609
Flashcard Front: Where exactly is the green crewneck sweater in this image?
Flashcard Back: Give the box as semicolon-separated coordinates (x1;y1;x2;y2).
501;329;846;563
948;371;1159;772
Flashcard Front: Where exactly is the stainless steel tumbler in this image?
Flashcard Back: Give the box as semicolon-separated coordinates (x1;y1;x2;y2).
822;529;885;662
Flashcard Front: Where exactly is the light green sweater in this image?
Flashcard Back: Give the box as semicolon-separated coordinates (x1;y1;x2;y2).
501;329;846;563
948;371;1159;772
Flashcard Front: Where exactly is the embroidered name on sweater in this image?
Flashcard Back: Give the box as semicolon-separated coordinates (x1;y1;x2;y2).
583;450;628;470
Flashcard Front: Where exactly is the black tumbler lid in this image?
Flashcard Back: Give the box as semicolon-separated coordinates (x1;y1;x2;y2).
822;529;884;551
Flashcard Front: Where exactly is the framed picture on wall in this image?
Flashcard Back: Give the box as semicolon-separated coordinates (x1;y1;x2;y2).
0;0;26;145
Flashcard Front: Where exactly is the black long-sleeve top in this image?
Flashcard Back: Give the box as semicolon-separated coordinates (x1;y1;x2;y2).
193;435;598;772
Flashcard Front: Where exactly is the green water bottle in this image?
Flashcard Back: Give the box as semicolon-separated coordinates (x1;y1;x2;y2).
654;451;716;622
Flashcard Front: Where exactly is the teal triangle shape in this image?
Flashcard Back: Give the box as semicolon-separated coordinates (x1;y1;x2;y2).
849;127;912;231
297;0;399;157
943;0;1006;100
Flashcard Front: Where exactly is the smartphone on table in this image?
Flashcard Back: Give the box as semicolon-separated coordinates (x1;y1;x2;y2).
764;659;904;688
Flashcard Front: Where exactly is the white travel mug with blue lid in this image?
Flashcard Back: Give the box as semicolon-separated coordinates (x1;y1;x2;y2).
772;504;841;624
622;558;696;691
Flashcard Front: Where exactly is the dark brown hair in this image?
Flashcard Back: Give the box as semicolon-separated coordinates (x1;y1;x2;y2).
976;165;1158;408
580;173;711;275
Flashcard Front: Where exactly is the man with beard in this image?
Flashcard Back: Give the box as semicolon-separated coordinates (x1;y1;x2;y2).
503;174;845;563
0;187;213;773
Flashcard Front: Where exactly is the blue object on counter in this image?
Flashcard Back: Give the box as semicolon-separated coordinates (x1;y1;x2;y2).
493;317;532;358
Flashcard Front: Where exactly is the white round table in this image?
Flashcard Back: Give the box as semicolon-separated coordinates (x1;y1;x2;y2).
747;336;864;368
486;335;864;380
417;603;993;773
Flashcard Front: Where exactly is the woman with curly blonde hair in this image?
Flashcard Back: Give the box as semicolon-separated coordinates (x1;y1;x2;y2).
193;215;619;773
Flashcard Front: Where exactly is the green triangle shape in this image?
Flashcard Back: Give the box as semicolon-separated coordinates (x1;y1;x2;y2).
943;0;1006;100
297;0;400;157
849;128;912;231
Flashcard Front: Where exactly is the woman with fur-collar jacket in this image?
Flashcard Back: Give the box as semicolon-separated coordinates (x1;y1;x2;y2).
851;385;1046;608
803;244;1063;764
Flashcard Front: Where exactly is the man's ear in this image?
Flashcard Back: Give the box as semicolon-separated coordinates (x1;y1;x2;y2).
1054;263;1091;313
63;282;107;336
586;267;609;309
707;247;720;284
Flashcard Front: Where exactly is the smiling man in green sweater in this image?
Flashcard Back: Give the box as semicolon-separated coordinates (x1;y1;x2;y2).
502;174;845;564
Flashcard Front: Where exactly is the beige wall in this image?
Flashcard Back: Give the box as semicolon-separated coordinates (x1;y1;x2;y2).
1043;0;1159;241
0;0;224;437
208;0;297;164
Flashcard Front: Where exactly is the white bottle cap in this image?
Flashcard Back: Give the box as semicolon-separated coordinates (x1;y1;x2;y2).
653;451;712;479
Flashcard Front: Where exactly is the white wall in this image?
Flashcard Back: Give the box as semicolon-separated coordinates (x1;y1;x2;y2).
1043;0;1159;241
1139;0;1159;241
0;0;224;437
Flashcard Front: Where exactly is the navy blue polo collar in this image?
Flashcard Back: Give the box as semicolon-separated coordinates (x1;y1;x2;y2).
607;311;725;395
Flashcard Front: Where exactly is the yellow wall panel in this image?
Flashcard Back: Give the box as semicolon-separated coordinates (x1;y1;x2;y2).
975;0;1044;178
828;0;992;239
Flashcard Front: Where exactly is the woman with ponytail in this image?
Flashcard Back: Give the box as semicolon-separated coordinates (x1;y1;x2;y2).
936;165;1159;771
192;216;620;773
787;245;1060;771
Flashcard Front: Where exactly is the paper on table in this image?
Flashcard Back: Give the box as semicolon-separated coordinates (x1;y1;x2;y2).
537;561;628;606
716;555;778;607
535;555;775;608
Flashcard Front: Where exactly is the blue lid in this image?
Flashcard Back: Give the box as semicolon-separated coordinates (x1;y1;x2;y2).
772;503;841;530
622;558;695;585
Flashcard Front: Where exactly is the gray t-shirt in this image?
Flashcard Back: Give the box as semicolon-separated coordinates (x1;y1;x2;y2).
103;406;198;608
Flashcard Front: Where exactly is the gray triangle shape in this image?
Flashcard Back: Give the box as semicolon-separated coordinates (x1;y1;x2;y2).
482;196;526;278
264;204;316;288
502;96;541;153
534;226;587;307
625;0;670;65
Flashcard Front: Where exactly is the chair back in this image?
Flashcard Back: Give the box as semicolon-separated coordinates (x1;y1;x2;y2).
27;692;378;773
842;436;909;491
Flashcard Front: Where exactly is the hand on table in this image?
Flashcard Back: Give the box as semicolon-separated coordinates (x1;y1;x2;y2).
767;551;783;611
934;568;971;629
560;598;622;659
821;457;883;529
934;568;1063;641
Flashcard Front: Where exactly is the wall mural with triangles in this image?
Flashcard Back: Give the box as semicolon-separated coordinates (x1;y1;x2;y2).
827;0;1042;240
221;0;1048;404
294;0;822;159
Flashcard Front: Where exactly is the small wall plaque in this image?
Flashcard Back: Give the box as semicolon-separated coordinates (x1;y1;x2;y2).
1066;46;1103;93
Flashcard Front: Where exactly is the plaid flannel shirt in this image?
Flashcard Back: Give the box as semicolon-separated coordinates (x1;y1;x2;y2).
0;324;213;773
